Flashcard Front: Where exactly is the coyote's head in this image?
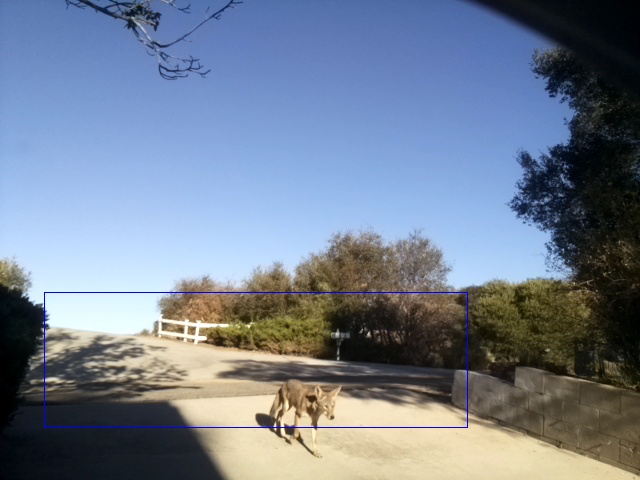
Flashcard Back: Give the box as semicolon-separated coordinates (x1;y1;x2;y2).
315;385;342;420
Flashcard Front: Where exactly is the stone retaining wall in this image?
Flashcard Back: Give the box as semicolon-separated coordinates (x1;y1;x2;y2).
452;367;640;474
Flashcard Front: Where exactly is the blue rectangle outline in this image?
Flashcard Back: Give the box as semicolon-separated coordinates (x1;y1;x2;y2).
42;291;469;429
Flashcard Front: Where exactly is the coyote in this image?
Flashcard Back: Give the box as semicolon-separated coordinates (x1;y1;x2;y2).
269;379;342;458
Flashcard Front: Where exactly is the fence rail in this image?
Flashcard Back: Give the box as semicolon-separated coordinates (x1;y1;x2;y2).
157;317;229;345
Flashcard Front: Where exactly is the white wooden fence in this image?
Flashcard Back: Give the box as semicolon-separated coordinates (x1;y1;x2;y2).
157;317;229;345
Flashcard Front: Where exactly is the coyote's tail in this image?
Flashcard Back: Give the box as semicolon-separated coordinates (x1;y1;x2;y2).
269;387;282;419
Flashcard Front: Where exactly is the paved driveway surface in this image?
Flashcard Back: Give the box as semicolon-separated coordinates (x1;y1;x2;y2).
1;328;636;479
23;328;454;403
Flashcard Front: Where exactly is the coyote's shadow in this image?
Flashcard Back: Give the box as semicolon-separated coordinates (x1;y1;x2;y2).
255;413;316;456
255;413;272;428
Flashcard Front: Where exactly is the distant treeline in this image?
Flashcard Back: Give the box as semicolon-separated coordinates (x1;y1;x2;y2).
156;230;609;380
158;229;467;366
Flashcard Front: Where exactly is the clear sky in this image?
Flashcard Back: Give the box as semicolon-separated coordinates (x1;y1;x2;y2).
0;1;572;335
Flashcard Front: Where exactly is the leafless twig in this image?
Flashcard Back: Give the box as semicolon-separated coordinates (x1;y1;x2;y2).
65;0;241;79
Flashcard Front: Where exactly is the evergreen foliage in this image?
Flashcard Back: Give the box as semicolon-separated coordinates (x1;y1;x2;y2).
510;47;640;382
0;285;46;433
470;279;593;374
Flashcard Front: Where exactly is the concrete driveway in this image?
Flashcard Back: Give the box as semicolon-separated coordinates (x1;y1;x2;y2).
22;328;455;404
1;328;637;479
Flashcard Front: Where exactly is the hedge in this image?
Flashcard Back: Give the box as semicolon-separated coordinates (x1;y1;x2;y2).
0;285;45;433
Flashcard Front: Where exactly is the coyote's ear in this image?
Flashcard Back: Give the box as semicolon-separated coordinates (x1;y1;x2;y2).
314;385;323;398
330;386;341;397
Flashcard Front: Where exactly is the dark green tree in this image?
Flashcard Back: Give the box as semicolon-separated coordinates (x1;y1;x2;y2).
510;47;640;381
388;229;451;291
0;285;46;433
236;262;294;323
294;228;450;293
470;279;592;373
323;229;389;292
293;228;461;366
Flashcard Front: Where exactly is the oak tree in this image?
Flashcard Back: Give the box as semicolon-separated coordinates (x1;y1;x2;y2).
510;48;640;381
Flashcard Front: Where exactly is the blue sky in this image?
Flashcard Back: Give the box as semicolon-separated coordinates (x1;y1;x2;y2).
0;1;571;335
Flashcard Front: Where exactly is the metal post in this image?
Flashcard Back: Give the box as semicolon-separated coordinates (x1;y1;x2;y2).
331;329;350;361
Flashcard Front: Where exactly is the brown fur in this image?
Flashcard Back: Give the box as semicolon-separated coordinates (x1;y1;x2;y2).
270;379;342;458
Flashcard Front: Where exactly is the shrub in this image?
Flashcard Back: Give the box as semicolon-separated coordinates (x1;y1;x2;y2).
206;324;253;349
471;279;592;373
207;316;332;358
0;285;46;433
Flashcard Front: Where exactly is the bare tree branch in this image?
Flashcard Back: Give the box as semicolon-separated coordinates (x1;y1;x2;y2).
65;0;241;79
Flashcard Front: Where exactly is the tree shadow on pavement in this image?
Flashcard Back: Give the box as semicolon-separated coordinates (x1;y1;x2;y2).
0;402;225;480
23;329;194;401
344;386;451;405
219;358;456;408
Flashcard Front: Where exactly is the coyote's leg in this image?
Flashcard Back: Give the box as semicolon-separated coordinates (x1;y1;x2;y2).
288;412;301;445
277;397;289;438
274;412;281;437
311;419;321;458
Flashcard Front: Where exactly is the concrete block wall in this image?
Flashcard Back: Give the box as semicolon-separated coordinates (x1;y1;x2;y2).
452;368;640;474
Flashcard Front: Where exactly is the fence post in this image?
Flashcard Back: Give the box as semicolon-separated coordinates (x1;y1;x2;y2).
183;319;188;343
158;317;163;338
195;320;201;345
